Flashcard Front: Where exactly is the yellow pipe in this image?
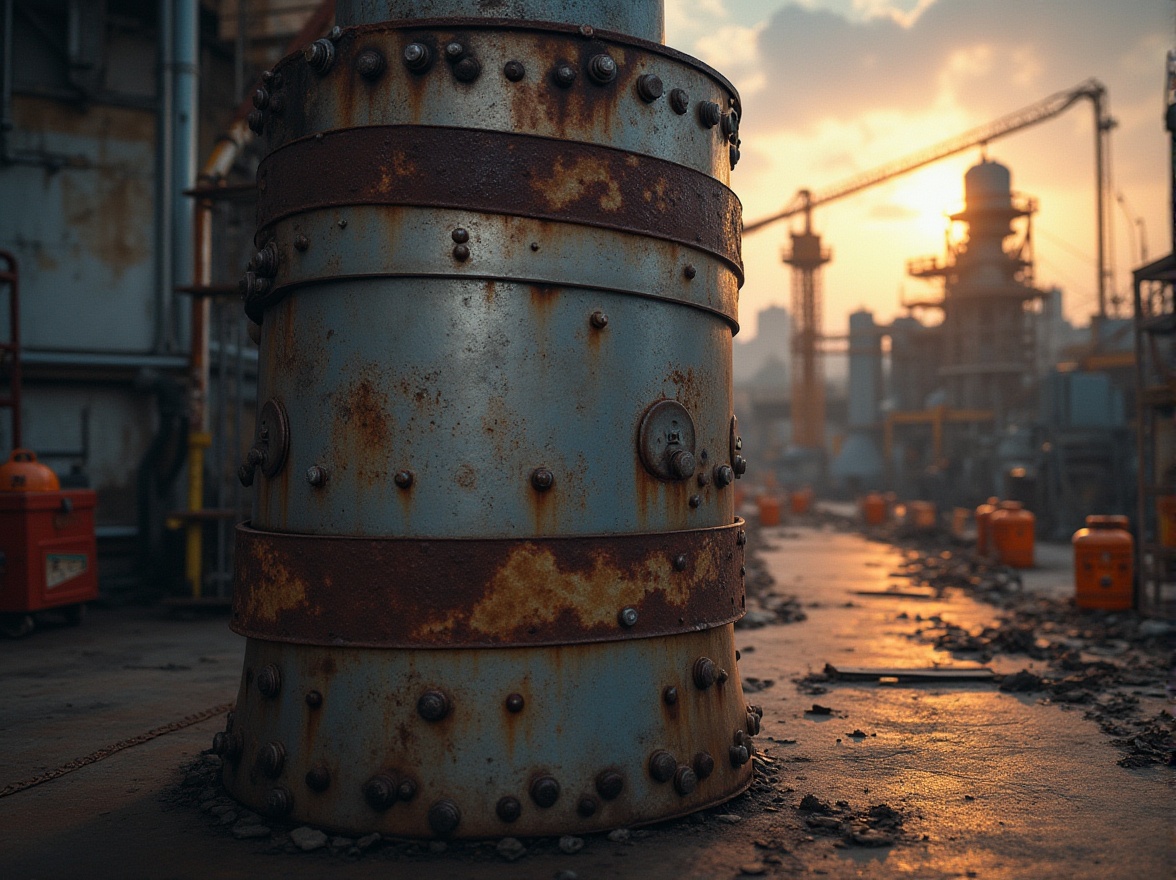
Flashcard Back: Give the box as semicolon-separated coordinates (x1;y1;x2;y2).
185;431;211;597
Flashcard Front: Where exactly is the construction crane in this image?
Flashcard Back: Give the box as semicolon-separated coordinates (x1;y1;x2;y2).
744;78;1114;454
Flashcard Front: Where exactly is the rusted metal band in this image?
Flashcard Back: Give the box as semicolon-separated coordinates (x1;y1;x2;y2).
232;520;746;649
255;125;743;274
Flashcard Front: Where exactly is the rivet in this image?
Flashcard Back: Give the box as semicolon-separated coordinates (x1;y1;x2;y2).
554;63;577;88
452;244;470;261
740;566;746;576
258;741;286;778
693;656;717;689
294;234;309;252
589;310;609;329
356;48;386;80
268;94;285;116
306;465;327;487
403;42;432;71
337;219;347;229
252;88;269;110
261;70;274;83
265;786;293;817
697;101;722;128
579;24;594;38
247;109;264;134
618;607;638;627
305;689;323;708
530;242;540;251
531;467;554;491
394;470;414;489
397;778;418;802
364;773;399;811
663;685;679;705
304;38;335;74
736;530;746;546
713;464;734;487
305;766;331;792
693;751;715;779
689;494;701;509
417;689;451;722
530;775;560;808
328;25;342;40
587;53;617;84
674;765;698;795
454;56;481;83
717;668;729;684
256;664;281;698
577;795;598;817
730;144;740;168
496;796;522;822
722;110;739;137
452;227;469;243
504;60;525;81
746;711;761;735
505;693;525;713
729;744;750;767
595;769;624;800
734;729;747;747
428;799;462;836
636;73;663;102
669;88;690;114
444;41;466;60
673;554;688;572
648;750;677;783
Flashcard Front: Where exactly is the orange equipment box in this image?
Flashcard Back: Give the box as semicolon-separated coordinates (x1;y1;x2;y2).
0;489;99;614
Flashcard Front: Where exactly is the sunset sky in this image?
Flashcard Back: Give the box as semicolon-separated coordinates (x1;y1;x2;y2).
666;0;1174;341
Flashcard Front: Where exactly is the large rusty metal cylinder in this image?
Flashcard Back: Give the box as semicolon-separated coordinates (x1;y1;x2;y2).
220;0;754;837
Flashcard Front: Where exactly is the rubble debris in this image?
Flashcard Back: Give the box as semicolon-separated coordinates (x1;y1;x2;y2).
496;837;527;862
805;704;834;715
998;670;1045;692
289;827;327;852
558;836;584;854
825;663;995;683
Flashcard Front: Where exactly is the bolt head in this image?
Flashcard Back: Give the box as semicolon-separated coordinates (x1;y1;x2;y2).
577;795;598;817
451;227;469;244
252;88;269;110
669;449;696;480
717;668;729;684
729;744;750;767
258;741;286;778
698;100;722;128
618;607;638;627
305;766;331;792
663;685;679;705
504;60;526;81
721;110;740;137
588;53;617;84
452;243;470;261
733;454;747;476
403;42;431;70
306;465;327;487
670;88;690;114
648;750;677;783
364;773;399;811
730;144;741;168
247;109;264;134
674;765;698;795
736;530;746;546
397;778;418;802
595;769;625;800
294;234;309;252
693;751;715;779
256;664;281;698
746;711;761;735
305;689;323;708
673;553;689;572
554;64;577;87
590;310;609;329
394;470;414;489
693;657;718;689
428;799;462;836
496;796;521;823
530;467;554;491
530;775;560;808
684;264;697;279
637;73;664;103
305;39;335;73
689;494;702;509
356;48;386;80
454;56;481;83
265;786;293;817
505;692;525;713
444;41;466;60
714;464;734;487
417;689;450;722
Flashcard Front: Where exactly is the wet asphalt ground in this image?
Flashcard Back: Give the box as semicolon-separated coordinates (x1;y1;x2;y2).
0;517;1172;879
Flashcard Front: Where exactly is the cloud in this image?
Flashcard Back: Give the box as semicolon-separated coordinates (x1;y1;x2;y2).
747;0;1169;131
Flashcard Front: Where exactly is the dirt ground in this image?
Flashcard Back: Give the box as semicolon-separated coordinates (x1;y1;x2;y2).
1;518;1172;879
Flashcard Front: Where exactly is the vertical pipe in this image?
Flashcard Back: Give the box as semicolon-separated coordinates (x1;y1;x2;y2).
0;0;13;164
155;0;174;352
186;197;212;597
1094;90;1107;319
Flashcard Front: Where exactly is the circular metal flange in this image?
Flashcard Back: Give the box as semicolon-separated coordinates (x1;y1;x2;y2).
256;399;290;478
638;400;697;482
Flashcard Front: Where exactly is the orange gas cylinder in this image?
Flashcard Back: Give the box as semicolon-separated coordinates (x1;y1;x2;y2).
861;492;887;525
1072;515;1133;611
1158;494;1176;548
975;496;999;557
758;494;782;527
0;450;60;492
991;501;1035;568
790;488;813;515
908;501;937;530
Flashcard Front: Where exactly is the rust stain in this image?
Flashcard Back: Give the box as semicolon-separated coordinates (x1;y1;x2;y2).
454;463;477;489
237;538;310;625
533;155;623;213
60;173;151;281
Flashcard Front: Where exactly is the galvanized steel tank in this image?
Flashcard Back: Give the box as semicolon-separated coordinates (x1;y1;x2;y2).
217;0;755;837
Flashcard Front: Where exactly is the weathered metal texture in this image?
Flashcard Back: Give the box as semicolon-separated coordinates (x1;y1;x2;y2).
233;520;745;647
227;0;752;837
336;0;665;41
220;627;756;837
